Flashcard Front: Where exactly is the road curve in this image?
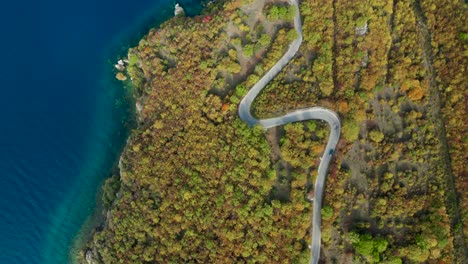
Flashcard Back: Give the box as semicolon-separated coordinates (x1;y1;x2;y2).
237;0;341;263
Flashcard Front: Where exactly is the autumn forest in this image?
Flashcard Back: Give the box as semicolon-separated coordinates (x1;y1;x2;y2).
80;0;466;263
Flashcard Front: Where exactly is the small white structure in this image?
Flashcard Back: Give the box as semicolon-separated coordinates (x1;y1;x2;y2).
174;3;185;16
355;22;368;36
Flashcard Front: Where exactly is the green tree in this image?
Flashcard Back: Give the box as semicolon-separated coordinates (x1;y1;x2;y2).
342;118;360;141
321;205;333;220
243;44;254;57
369;130;384;143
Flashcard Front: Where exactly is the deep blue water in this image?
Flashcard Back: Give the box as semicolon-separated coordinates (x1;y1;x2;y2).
0;1;201;263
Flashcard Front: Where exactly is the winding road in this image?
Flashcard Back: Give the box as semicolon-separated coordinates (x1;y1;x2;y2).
238;0;341;263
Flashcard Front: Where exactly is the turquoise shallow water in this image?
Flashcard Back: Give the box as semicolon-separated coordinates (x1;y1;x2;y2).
0;1;202;263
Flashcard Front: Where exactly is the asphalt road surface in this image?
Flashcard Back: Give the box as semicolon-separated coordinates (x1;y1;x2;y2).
238;0;341;262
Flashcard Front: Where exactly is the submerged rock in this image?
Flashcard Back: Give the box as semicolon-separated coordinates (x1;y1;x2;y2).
174;3;185;16
116;72;127;81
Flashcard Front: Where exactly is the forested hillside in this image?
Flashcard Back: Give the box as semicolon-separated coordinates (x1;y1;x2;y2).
80;0;466;263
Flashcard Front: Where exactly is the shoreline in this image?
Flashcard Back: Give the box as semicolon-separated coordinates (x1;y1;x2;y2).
70;81;136;264
70;2;211;262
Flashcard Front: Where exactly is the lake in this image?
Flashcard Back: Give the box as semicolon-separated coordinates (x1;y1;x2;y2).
0;0;201;263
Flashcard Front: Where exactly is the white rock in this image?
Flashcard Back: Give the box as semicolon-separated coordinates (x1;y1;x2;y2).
115;64;125;71
118;155;123;172
85;250;94;264
135;101;143;115
115;59;129;71
174;3;185;16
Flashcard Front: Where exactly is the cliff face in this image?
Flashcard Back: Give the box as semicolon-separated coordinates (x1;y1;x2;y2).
82;0;466;262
